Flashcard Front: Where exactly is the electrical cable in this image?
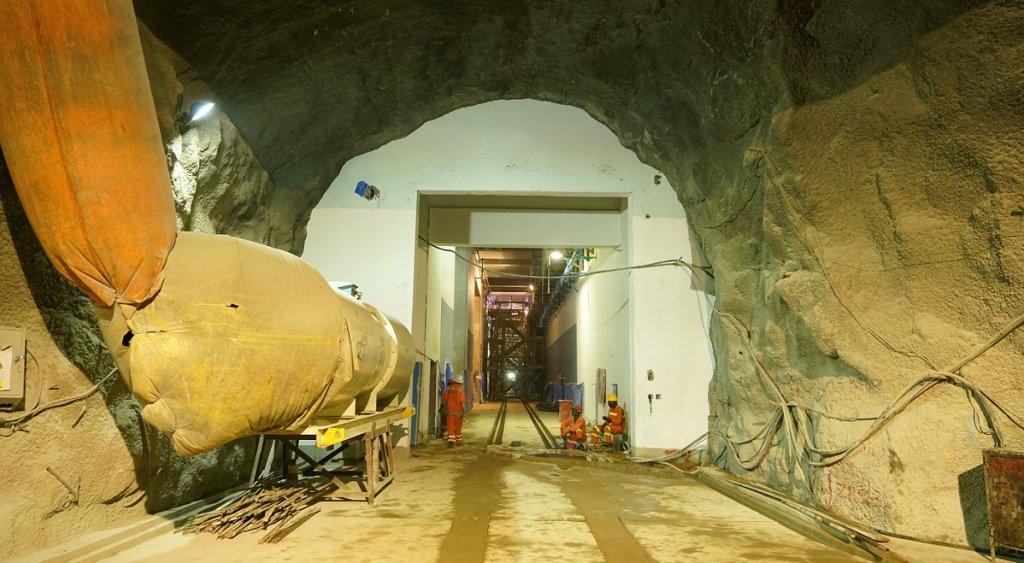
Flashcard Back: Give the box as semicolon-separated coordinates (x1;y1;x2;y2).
630;432;709;464
645;312;1024;554
26;347;44;413
708;310;1024;471
418;236;714;280
0;367;117;433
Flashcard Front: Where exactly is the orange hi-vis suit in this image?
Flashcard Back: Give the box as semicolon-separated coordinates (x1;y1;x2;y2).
604;405;626;435
443;382;466;445
561;414;586;442
592;404;627;446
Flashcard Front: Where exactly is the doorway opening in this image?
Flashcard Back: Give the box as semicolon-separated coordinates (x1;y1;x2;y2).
303;100;715;456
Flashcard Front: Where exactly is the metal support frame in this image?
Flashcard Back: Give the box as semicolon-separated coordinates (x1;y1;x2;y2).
255;407;410;505
485;309;531;399
538;248;584;329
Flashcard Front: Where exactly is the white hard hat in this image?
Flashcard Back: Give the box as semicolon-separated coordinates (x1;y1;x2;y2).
453;373;464;384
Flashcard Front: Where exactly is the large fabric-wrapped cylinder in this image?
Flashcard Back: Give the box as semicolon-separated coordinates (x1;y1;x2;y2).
96;232;413;455
319;294;395;416
96;232;344;454
0;0;176;306
311;291;415;416
376;313;415;410
1;1;415;456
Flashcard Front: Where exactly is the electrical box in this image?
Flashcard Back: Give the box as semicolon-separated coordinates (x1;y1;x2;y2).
0;327;26;409
984;448;1024;557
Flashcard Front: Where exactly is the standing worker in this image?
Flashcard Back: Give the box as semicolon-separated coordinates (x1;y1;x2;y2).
560;404;587;449
595;393;627;451
443;374;466;447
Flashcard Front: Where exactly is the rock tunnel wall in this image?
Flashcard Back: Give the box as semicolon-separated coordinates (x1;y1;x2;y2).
131;0;1023;546
0;0;1021;553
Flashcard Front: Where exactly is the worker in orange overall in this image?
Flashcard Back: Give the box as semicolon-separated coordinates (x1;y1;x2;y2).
591;393;628;451
561;404;587;450
443;375;466;447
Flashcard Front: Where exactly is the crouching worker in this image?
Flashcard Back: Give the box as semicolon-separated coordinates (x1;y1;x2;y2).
561;404;587;450
591;393;627;451
443;375;466;447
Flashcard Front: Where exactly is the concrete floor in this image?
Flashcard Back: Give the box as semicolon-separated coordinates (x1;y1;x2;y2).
100;402;984;562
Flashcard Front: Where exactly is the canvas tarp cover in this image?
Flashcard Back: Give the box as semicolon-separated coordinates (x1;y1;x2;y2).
97;232;354;455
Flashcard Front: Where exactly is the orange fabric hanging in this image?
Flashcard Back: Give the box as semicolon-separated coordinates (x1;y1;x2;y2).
0;0;176;306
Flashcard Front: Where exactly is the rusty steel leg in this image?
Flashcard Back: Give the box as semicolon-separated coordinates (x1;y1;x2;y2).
280;439;292;481
249;435;266;486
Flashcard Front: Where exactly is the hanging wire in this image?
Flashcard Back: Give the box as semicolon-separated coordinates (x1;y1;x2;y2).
418;237;714;279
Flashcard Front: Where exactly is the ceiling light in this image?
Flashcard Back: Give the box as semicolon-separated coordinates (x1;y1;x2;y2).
188;101;216;122
506;371;517;381
549;250;564;261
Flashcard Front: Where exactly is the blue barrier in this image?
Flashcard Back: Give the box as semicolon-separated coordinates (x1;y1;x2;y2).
543;382;584;407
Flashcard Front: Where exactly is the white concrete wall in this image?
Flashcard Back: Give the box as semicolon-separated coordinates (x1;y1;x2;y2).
302;99;713;450
576;248;632;423
545;290;578;383
303;100;641;330
627;182;717;452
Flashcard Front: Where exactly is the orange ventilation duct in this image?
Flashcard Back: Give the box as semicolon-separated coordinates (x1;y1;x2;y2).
0;0;176;307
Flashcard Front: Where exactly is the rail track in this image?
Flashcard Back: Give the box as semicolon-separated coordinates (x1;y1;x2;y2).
485;399;508;445
521;399;558;449
486;398;558;448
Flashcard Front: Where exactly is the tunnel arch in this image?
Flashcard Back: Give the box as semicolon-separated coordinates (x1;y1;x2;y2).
300;98;719;453
132;0;979;254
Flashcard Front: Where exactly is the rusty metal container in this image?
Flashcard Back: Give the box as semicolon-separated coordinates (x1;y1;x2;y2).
983;448;1024;558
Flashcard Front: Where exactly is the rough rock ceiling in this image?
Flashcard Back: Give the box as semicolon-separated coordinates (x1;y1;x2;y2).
134;0;976;251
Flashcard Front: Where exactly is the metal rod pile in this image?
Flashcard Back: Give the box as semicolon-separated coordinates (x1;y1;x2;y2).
180;479;331;544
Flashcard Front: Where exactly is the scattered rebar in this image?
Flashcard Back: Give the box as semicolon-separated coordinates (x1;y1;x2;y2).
179;479;331;543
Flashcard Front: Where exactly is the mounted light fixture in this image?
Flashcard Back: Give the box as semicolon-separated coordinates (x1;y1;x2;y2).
549;250;565;261
188;101;216;122
506;371;517;381
354;180;380;201
173;97;217;132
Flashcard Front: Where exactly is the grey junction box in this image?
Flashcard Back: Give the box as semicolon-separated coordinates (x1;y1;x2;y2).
0;327;26;409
